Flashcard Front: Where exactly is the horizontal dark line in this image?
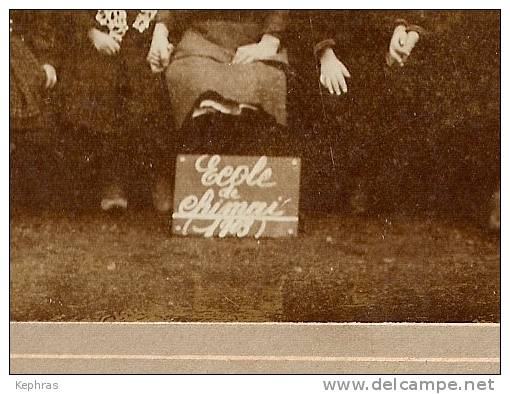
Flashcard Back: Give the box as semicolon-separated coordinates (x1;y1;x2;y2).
10;354;500;363
10;322;501;326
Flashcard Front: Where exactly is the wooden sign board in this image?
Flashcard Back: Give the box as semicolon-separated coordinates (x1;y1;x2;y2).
172;155;301;238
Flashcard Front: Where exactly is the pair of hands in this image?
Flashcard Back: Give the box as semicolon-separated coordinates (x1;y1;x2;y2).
319;25;420;95
88;26;173;73
88;26;172;74
146;25;281;73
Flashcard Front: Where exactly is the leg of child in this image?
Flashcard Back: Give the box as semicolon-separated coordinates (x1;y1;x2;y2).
122;37;175;212
147;84;175;213
149;128;175;213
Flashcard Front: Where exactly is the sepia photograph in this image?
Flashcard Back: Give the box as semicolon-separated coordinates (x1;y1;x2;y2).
9;8;500;375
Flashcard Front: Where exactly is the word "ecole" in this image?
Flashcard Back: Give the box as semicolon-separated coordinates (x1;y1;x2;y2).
195;155;275;197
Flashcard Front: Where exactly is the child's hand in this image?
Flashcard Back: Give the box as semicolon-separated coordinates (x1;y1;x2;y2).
88;28;120;56
147;38;173;73
387;25;420;67
147;23;173;73
42;64;57;89
402;31;420;60
232;34;280;65
319;48;351;95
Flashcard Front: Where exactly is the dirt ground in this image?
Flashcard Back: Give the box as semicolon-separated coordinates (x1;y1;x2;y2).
10;209;500;323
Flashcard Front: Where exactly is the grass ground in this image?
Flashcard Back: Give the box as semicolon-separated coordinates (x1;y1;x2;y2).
10;209;499;322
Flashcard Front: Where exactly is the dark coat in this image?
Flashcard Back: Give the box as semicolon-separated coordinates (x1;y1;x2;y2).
58;10;169;136
10;10;58;130
307;11;428;58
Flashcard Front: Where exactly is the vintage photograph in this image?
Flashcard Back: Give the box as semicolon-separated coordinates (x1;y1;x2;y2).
9;9;500;374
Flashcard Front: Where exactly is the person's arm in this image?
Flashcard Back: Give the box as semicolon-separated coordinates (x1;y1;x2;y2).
61;11;121;57
231;11;289;64
308;12;351;95
153;10;186;43
262;10;289;44
38;12;60;88
87;11;121;56
69;10;98;43
309;11;338;60
394;11;428;36
147;10;178;73
24;12;57;64
319;47;351;95
16;11;59;89
385;12;428;66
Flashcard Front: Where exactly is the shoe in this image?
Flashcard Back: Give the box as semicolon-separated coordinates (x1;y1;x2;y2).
152;176;173;213
101;184;128;211
192;105;218;118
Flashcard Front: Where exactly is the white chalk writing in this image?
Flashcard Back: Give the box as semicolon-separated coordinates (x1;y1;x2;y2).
173;155;295;238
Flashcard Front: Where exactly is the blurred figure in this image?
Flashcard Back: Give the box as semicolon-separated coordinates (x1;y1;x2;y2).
10;10;59;210
10;10;58;134
59;10;172;212
296;11;429;214
295;11;499;229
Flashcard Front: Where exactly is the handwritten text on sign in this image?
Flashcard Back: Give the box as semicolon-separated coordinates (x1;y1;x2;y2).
172;155;301;238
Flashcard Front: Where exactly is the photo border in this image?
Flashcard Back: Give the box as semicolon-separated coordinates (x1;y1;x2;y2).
9;322;501;374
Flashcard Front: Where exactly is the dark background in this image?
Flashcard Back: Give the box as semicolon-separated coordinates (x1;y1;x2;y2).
288;10;500;220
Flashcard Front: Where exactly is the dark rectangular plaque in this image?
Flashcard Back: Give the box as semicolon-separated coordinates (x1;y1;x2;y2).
172;155;300;238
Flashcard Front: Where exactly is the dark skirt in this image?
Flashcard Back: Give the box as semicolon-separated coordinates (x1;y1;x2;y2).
165;22;288;129
178;108;293;157
10;36;46;130
60;30;169;137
